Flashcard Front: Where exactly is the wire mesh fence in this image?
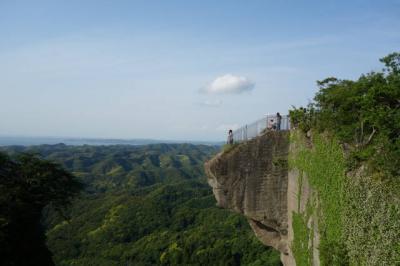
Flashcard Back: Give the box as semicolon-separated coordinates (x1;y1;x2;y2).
232;114;290;143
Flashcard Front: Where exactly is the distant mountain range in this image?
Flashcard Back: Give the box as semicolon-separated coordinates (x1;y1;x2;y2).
0;136;223;146
0;143;280;265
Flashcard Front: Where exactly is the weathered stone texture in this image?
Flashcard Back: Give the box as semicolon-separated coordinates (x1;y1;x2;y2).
205;131;290;256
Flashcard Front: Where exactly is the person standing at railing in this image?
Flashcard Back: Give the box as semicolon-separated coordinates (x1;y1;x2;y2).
276;112;282;131
227;129;234;145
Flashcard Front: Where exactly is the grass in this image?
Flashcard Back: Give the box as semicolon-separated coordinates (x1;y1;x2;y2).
222;143;239;153
292;211;312;266
290;131;348;265
290;130;400;265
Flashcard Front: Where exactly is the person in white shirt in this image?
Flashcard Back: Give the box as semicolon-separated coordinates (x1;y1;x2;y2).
267;119;276;131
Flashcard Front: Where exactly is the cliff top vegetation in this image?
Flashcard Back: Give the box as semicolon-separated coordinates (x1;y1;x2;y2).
290;52;400;180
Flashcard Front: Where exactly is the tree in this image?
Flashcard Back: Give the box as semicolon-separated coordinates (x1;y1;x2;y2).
0;152;82;266
290;52;400;178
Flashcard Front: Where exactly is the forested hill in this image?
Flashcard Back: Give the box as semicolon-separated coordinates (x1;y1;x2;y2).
1;144;281;265
3;143;218;193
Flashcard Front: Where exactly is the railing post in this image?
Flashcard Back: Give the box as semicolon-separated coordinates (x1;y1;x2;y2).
232;113;290;143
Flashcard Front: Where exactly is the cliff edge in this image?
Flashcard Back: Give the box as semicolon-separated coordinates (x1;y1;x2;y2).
205;131;296;264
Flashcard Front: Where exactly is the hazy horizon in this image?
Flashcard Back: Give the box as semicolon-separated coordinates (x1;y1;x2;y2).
0;134;224;145
1;0;399;141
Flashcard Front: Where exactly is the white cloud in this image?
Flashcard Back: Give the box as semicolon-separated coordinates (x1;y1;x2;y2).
201;74;255;94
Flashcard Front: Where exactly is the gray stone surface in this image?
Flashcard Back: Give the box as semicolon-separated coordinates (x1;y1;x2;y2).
205;131;291;258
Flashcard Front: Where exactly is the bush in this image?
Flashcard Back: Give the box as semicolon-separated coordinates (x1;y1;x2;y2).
290;52;400;179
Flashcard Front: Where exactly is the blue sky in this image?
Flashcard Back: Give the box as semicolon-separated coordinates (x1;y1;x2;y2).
0;0;399;141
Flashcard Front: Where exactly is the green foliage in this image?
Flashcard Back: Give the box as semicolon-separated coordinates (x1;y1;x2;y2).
2;144;281;265
342;172;400;265
222;143;239;153
380;52;400;74
292;212;311;266
291;127;400;265
290;52;400;179
2;143;218;193
0;152;82;266
289;105;317;133
289;53;400;265
290;132;349;266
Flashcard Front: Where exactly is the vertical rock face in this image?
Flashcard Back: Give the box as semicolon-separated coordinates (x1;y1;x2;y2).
205;131;293;264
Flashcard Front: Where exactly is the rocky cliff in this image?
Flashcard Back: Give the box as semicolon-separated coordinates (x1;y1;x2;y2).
205;130;322;265
205;131;302;265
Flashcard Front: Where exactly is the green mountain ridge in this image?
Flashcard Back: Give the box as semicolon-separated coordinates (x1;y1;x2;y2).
1;144;281;265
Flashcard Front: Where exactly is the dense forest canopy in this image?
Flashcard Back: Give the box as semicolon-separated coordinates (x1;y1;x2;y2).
1;144;281;266
290;52;400;180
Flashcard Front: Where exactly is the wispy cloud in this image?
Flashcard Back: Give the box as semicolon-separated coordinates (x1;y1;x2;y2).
197;100;223;108
200;74;255;94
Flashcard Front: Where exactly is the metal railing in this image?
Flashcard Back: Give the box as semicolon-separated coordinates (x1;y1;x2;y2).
232;114;290;143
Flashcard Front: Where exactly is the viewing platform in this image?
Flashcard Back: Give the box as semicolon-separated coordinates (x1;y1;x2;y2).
233;114;290;143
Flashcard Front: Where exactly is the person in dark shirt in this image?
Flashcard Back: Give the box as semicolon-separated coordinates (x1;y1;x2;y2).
276;112;282;131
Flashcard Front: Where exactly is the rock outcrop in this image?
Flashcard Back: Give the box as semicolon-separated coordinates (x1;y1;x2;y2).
205;131;295;264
